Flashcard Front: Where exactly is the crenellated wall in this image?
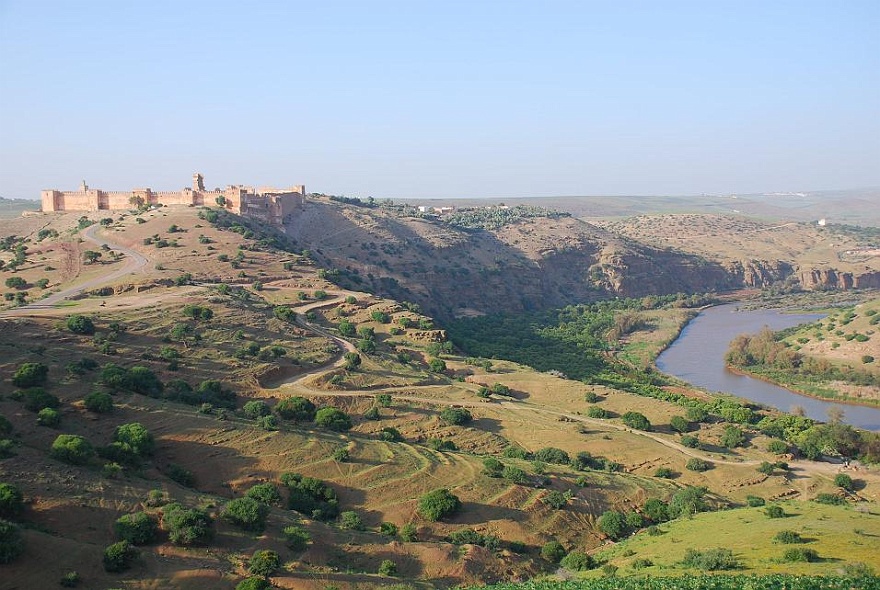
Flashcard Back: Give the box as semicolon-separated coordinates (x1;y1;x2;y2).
41;176;305;227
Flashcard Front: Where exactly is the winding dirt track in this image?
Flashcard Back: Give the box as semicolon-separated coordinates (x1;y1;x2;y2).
1;224;149;316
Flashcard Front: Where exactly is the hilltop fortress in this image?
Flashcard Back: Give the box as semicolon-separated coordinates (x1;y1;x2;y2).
41;173;305;227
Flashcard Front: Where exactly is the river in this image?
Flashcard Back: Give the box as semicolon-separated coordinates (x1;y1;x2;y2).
656;303;880;431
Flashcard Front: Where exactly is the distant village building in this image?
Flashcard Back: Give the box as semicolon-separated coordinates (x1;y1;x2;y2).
41;173;305;227
818;218;827;226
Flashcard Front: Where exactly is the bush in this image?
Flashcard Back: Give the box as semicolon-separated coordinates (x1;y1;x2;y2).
66;315;95;335
418;488;461;521
767;439;788;454
0;483;24;518
59;571;80;587
22;387;59;412
642;498;669;523
222;497;268;531
283;525;310;550
12;362;49;387
103;540;137;572
721;426;746;449
314;407;353;431
0;415;11;438
114;422;154;457
502;465;529;484
162;503;212;545
5;276;26;289
598;510;627;540
37;407;61;427
534;447;570;464
339;510;365;530
686;458;711;472
654;467;674;479
274;396;316;421
332;447;350;462
586;405;608;418
560;550;594;571
242;400;269;419
670;415;690;433
428;358;447;373
400;523;418;541
379;521;398;536
774;530;803;544
483;457;504;477
440;407;472;425
757;461;775;475
0;519;23;564
246;483;281;506
746;495;766;507
668;486;708;518
765;505;786;518
834;473;854;491
166;463;195;487
622;411;651;431
236;578;270;590
814;493;845;505
542;490;572;510
379;427;403;442
782;547;819;562
115;512;158;545
681;547;740;570
378;559;397;576
248;549;281;577
84;391;114;413
541;540;566;563
681;435;701;449
51;434;94;465
282;473;339;520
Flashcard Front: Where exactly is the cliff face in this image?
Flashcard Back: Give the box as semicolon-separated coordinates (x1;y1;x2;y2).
723;260;794;288
798;269;880;290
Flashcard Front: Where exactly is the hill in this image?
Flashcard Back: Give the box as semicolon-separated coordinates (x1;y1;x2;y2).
0;205;878;589
0;196;40;219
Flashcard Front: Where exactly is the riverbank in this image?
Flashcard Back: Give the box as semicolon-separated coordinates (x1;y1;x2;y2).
727;364;880;410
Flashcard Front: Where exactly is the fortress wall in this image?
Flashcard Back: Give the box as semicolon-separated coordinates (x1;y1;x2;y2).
104;192;134;210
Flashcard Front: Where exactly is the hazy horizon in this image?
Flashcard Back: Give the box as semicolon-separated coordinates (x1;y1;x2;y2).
2;1;878;200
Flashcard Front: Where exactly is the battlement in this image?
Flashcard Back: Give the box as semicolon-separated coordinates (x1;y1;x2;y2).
41;175;306;227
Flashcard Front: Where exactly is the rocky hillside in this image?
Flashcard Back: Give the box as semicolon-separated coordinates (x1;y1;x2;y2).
286;199;739;319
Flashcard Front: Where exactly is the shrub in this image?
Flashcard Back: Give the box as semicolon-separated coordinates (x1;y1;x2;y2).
534;447;570;464
814;493;845;505
587;405;608;418
51;434;94;465
541;540;566;563
0;415;11;438
332;447;350;462
84;391;114;413
283;525;310;550
66;315;95;335
721;426;746;449
222;497;268;531
103;540;137;572
765;505;786;518
654;467;674;479
782;547;819;562
114;422;154;457
746;495;766;507
428;358;447;373
378;559;397;576
0;483;24;518
379;427;403;442
275;396;316;421
0;519;23;564
162;503;212;545
236;578;270;590
834;473;854;491
774;530;803;544
483;457;504;477
686;458;711;472
5;276;26;289
37;407;61;427
757;461;775;475
621;411;651;431
681;435;701;448
502;465;529;484
115;512;158;545
670;415;690;433
668;486;708;518
400;523;418;541
681;547;740;570
767;439;788;454
379;521;398;536
440;407;472;425
12;362;49;387
166;463;195;487
246;483;281;506
642;498;669;523
343;352;361;370
598;510;627;540
282;473;339;520
59;571;80;587
418;488;461;521
22;387;59;412
242;400;270;419
560;550;594;571
339;510;365;530
364;406;381;421
248;550;281;578
314;407;352;431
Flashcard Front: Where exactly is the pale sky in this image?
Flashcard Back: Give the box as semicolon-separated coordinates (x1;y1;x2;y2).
1;0;878;200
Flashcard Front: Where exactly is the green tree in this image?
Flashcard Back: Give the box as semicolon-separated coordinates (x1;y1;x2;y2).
275;396;316;422
597;510;627;540
378;559;397;576
66;315;95;335
440;407;472;425
283;525;310;551
37;407;61;427
314;407;352;431
248;550;281;578
339;510;364;530
12;362;49;387
560;550;594;571
221;497;268;531
51;434;94;465
0;483;24;518
161;503;213;546
343;351;361;370
22;388;59;412
114;423;154;457
720;425;746;449
83;250;102;264
670;415;691;433
418;488;461;521
103;540;136;572
834;473;854;491
622;411;651;431
114;512;158;545
246;483;281;506
242;400;270;419
541;540;566;563
84;391;114;413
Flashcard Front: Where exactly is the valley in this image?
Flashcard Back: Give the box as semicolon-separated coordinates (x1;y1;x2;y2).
0;199;879;589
